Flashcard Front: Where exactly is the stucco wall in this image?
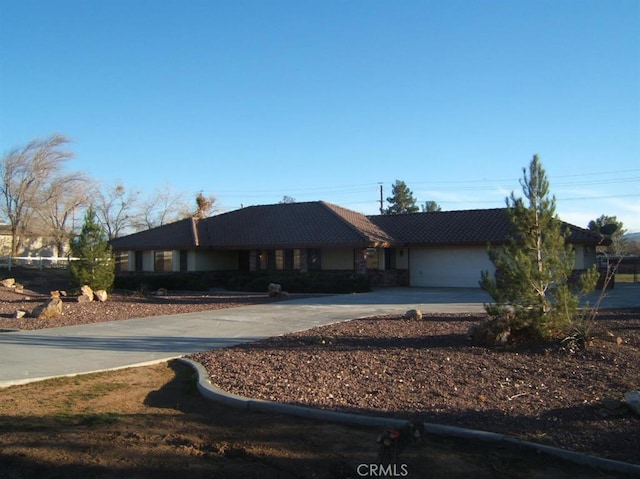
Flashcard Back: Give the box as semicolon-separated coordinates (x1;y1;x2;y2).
396;248;409;269
575;244;597;270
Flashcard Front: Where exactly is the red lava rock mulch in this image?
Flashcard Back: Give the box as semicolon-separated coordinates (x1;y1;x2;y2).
191;309;640;465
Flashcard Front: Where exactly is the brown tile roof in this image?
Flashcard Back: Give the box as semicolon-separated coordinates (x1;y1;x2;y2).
368;208;601;245
110;202;602;250
199;201;394;249
368;208;513;245
110;217;199;250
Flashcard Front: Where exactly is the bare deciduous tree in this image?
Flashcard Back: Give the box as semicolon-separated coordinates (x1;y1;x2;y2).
94;183;140;240
0;134;75;256
134;183;191;230
34;173;94;256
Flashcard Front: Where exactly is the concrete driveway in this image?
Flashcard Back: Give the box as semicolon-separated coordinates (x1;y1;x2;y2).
0;285;637;388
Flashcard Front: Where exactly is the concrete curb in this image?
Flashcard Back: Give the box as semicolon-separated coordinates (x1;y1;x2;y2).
180;358;410;429
180;357;640;477
420;423;640;477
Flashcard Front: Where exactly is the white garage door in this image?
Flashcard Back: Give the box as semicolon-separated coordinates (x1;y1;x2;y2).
410;246;495;288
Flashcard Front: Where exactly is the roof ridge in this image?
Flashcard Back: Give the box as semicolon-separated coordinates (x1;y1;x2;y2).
366;206;507;219
321;201;391;244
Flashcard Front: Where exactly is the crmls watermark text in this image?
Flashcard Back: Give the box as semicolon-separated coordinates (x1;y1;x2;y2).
356;463;409;477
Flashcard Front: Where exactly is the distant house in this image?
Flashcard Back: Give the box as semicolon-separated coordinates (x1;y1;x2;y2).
109;201;602;288
0;224;65;258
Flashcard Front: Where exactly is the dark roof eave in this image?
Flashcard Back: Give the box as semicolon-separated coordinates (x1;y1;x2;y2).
403;240;504;247
111;244;199;251
205;241;395;250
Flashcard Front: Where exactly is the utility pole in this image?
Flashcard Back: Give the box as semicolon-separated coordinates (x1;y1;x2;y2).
378;183;384;214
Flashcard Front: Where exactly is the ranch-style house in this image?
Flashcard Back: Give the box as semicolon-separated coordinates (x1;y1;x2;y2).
109;201;603;289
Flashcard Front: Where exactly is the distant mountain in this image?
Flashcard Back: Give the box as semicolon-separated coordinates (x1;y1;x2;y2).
625;232;640;240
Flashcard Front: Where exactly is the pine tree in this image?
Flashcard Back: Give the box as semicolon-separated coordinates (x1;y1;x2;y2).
421;200;442;212
587;214;626;254
70;206;115;291
384;180;419;214
480;155;598;338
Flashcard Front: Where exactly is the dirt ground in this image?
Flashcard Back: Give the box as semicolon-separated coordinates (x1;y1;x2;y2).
0;361;633;479
0;271;638;477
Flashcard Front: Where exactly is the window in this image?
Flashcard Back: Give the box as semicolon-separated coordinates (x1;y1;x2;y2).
154;251;172;272
115;252;129;273
257;249;301;271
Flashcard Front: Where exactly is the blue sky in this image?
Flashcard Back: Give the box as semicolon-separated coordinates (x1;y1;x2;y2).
1;0;639;231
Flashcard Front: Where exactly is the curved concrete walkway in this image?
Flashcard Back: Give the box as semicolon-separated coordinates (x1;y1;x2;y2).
0;285;638;387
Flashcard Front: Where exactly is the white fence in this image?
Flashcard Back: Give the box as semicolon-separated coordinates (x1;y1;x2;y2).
0;256;79;270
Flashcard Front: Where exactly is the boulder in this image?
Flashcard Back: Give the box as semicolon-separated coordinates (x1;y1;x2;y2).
77;294;93;303
268;283;282;297
13;282;24;293
50;290;61;299
94;290;108;302
31;298;63;319
404;309;423;320
14;309;27;319
625;391;640;416
1;278;16;288
78;285;94;302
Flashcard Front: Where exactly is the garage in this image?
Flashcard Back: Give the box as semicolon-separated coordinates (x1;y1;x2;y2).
409;246;495;288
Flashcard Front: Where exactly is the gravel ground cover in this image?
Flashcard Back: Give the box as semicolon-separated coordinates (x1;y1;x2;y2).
191;310;640;465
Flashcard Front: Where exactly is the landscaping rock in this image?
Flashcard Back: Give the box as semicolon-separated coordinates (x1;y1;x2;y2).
94;290;108;302
14;309;27;319
31;298;63;319
625;391;640;416
79;285;94;302
1;278;16;288
268;283;282;297
77;294;93;303
404;309;423;320
13;283;24;293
